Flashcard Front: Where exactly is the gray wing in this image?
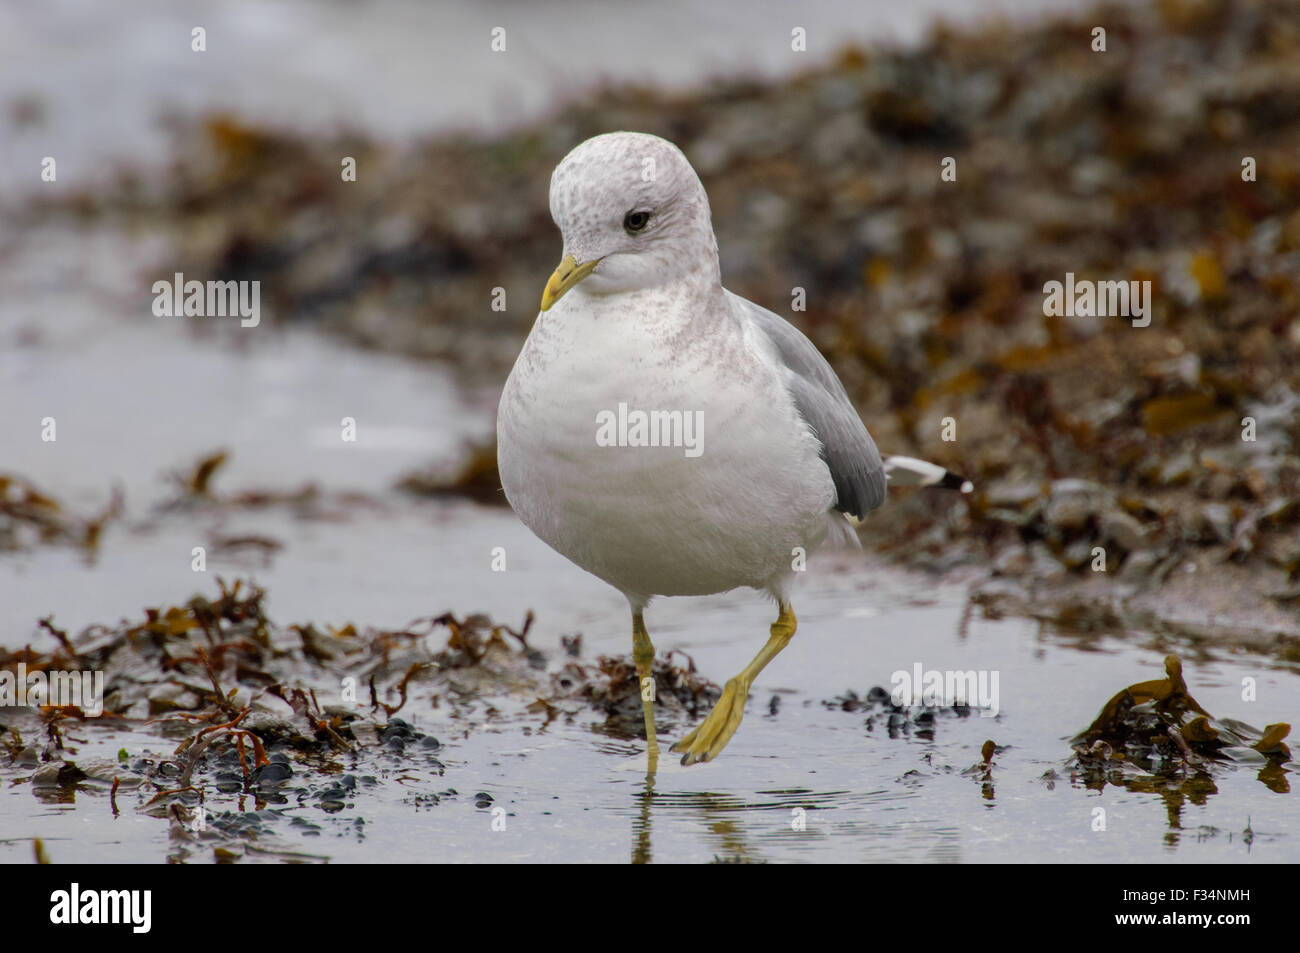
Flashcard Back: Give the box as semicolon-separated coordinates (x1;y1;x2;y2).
732;292;887;518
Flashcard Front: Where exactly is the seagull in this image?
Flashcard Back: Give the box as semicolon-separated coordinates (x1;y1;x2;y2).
497;131;970;768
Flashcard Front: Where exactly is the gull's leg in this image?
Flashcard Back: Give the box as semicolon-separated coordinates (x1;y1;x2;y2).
673;603;797;765
632;610;660;770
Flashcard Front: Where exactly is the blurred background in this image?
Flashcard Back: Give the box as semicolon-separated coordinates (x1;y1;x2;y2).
3;0;1296;637
1;0;1298;864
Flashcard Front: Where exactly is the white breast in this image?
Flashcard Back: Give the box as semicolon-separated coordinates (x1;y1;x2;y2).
496;284;836;603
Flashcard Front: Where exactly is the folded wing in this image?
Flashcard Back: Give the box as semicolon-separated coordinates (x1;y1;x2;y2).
733;292;887;519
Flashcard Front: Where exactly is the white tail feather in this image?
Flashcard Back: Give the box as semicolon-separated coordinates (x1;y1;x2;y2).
883;455;974;493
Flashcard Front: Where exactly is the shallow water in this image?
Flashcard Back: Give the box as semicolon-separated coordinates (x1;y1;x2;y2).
2;542;1296;863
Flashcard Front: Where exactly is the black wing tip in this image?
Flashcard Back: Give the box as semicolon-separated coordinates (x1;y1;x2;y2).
939;471;974;493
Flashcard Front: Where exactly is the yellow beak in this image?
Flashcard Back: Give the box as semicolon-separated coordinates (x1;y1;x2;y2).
540;254;599;311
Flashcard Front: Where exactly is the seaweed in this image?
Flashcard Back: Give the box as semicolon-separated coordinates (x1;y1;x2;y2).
0;578;728;860
1071;653;1294;793
0;473;122;557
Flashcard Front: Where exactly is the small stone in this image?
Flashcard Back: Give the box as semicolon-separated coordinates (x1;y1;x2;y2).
1100;510;1149;552
1045;480;1110;532
1196;503;1234;544
1120;549;1160;582
250;761;292;785
31;761;86;789
1062;538;1095;569
147;684;202;715
1157;453;1196;486
866;686;891;705
985;479;1044;509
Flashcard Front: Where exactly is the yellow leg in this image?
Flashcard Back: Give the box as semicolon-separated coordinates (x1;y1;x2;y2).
672;603;797;765
632;611;660;771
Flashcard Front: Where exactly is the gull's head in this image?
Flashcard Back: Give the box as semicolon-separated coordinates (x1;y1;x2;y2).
540;131;719;311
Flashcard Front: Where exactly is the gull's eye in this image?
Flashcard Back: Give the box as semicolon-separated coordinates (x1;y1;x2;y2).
623;210;651;233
